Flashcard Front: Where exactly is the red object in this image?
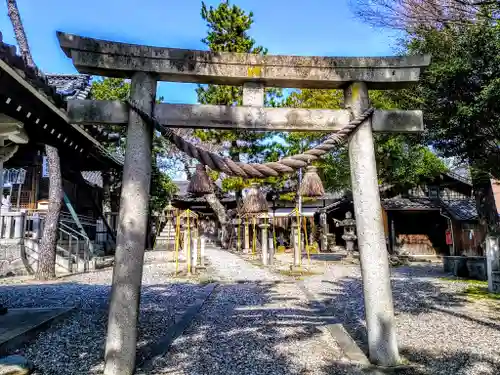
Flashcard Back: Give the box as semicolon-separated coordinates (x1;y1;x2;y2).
445;229;453;245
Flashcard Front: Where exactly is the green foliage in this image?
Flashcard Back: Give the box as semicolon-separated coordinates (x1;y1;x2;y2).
394;18;500;178
89;77;176;212
196;0;282;193
278;87;446;192
89;77;130;153
89;78;130;101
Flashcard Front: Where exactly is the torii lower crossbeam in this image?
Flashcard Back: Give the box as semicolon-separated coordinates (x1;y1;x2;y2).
68;100;423;133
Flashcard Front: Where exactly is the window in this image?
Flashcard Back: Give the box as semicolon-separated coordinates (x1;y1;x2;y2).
42;156;48;177
428;186;440;199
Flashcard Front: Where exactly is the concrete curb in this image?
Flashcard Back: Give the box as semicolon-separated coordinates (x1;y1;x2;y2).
136;282;218;369
296;280;371;365
0;306;75;355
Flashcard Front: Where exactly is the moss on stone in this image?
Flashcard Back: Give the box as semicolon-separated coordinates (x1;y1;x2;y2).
463;286;500;301
440;277;488;286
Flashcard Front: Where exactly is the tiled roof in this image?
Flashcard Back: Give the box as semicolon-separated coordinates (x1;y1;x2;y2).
442;199;478;221
46;74;92;100
174;195;236;203
45;73;125;166
0;34;122;169
382;197;442;210
81;171;103;188
0;33;66;109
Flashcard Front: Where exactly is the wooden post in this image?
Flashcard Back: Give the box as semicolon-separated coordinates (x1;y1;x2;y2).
344;82;400;366
292;222;300;267
103;72;157;375
320;210;328;252
486;235;499;292
244;220;250;253
260;223;270;266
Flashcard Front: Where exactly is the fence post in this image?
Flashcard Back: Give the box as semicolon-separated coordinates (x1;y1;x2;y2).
486;235;500;292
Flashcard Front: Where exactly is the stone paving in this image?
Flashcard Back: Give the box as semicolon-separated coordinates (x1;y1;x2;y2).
141;245;355;375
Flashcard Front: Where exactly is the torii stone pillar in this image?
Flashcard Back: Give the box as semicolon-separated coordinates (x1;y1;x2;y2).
104;72;156;375
344;82;400;366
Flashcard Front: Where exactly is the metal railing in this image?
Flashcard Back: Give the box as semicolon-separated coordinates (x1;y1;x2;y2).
0;210;95;274
57;222;91;273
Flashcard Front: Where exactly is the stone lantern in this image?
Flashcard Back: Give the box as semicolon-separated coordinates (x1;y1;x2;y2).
155;201;176;249
340;211;357;256
165;201;174;231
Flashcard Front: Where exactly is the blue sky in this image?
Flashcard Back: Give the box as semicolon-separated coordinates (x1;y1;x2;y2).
0;0;400;104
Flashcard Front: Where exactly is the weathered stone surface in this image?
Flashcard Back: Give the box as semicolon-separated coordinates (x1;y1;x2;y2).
57;32;430;90
345;81;400;366
0;355;33;375
68;100;424;133
443;256;487;281
0;243;27;278
103;72;157;375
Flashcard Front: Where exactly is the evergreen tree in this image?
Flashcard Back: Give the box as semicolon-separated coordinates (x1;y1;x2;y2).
89;78;177;215
278;89;446;194
195;0;282;197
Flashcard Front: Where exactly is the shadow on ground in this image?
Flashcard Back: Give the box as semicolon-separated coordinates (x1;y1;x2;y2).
1;263;499;374
0;281;205;374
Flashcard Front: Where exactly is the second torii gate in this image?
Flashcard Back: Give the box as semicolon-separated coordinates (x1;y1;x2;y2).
57;32;430;375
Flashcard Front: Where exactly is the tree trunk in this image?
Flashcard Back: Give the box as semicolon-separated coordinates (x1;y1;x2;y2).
182;159;231;247
6;0;34;67
6;0;64;279
102;170;112;214
205;192;231;247
471;168;500;234
37;145;63;280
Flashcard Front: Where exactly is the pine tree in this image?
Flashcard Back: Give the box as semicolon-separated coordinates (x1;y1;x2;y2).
196;0;282;197
7;0;62;280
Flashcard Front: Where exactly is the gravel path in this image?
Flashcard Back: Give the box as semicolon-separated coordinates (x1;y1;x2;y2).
0;251;206;375
143;245;353;375
3;245;497;375
301;262;500;375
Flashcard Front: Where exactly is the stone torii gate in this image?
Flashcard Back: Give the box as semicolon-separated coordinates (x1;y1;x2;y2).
57;32;430;375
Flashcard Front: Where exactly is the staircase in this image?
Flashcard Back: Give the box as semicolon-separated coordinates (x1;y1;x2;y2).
20;210;102;275
56;222;94;273
154;221;176;250
23;221;94;275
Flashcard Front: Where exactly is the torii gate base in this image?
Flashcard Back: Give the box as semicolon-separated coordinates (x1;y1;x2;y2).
57;33;430;374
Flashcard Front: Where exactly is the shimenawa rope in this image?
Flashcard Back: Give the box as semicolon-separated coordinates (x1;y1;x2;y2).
126;99;374;178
